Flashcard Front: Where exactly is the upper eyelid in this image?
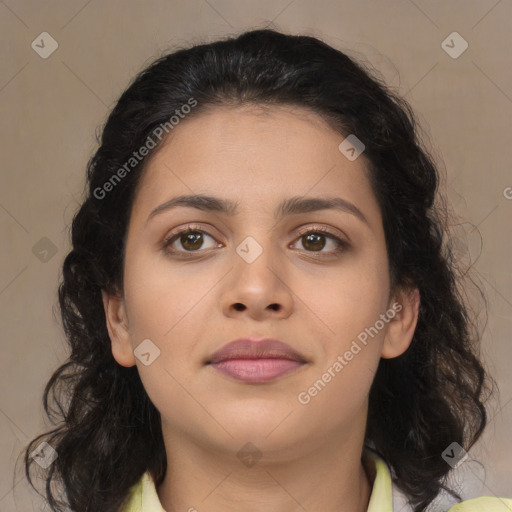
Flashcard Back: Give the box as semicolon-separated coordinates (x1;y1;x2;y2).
164;223;344;237
295;225;345;239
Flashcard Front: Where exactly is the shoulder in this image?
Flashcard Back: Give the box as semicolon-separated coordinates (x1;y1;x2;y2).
392;484;512;511
365;448;512;512
120;472;166;512
446;497;512;511
120;477;142;512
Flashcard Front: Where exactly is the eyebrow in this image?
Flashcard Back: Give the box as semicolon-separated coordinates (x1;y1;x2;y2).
146;194;370;227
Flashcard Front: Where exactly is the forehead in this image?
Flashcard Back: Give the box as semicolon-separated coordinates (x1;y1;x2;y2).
147;104;344;166
131;104;380;227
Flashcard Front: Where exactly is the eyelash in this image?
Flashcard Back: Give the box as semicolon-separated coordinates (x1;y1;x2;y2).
162;224;349;258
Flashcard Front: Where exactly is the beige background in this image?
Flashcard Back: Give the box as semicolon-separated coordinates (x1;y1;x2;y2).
1;1;511;510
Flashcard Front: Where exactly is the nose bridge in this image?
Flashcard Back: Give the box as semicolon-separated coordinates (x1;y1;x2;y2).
221;228;292;316
233;230;281;283
228;207;278;264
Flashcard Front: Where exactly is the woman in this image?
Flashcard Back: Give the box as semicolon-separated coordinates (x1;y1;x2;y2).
23;28;512;512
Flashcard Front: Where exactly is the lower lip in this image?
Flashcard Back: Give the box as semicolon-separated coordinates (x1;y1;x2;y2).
209;358;305;383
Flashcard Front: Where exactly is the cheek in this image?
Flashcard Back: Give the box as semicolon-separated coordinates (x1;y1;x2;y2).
123;249;206;340
293;253;389;389
296;349;378;435
122;250;220;387
295;258;389;337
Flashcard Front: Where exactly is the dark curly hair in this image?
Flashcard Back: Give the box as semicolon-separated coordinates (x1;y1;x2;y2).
20;28;497;512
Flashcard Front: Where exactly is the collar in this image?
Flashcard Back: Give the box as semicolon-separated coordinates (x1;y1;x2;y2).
121;449;512;511
122;448;393;512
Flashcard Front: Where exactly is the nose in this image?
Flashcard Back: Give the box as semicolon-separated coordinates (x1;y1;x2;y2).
221;241;294;321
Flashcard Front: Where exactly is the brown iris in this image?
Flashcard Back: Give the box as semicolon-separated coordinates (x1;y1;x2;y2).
301;232;326;251
180;231;204;251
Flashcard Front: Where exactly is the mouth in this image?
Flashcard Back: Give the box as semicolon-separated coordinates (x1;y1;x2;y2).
209;358;306;383
206;337;308;384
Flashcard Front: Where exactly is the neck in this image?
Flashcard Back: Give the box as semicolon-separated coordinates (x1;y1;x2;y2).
157;430;374;512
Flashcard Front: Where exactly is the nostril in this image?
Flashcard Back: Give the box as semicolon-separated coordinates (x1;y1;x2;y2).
231;303;280;312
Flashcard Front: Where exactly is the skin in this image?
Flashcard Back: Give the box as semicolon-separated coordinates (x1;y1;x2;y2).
102;104;420;512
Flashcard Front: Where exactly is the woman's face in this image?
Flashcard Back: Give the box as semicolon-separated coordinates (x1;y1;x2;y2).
104;104;418;458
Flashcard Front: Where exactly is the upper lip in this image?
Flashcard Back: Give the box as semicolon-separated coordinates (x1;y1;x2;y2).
207;337;308;364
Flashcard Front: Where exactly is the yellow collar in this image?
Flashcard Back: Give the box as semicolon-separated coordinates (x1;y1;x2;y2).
121;449;512;511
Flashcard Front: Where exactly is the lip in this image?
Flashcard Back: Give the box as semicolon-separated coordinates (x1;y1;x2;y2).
207;337;308;364
206;337;308;383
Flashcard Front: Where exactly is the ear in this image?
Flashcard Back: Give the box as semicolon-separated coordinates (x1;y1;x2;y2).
381;286;421;359
101;290;136;367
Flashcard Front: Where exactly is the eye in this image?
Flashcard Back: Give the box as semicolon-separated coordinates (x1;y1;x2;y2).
291;227;348;256
162;224;348;258
162;225;221;255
